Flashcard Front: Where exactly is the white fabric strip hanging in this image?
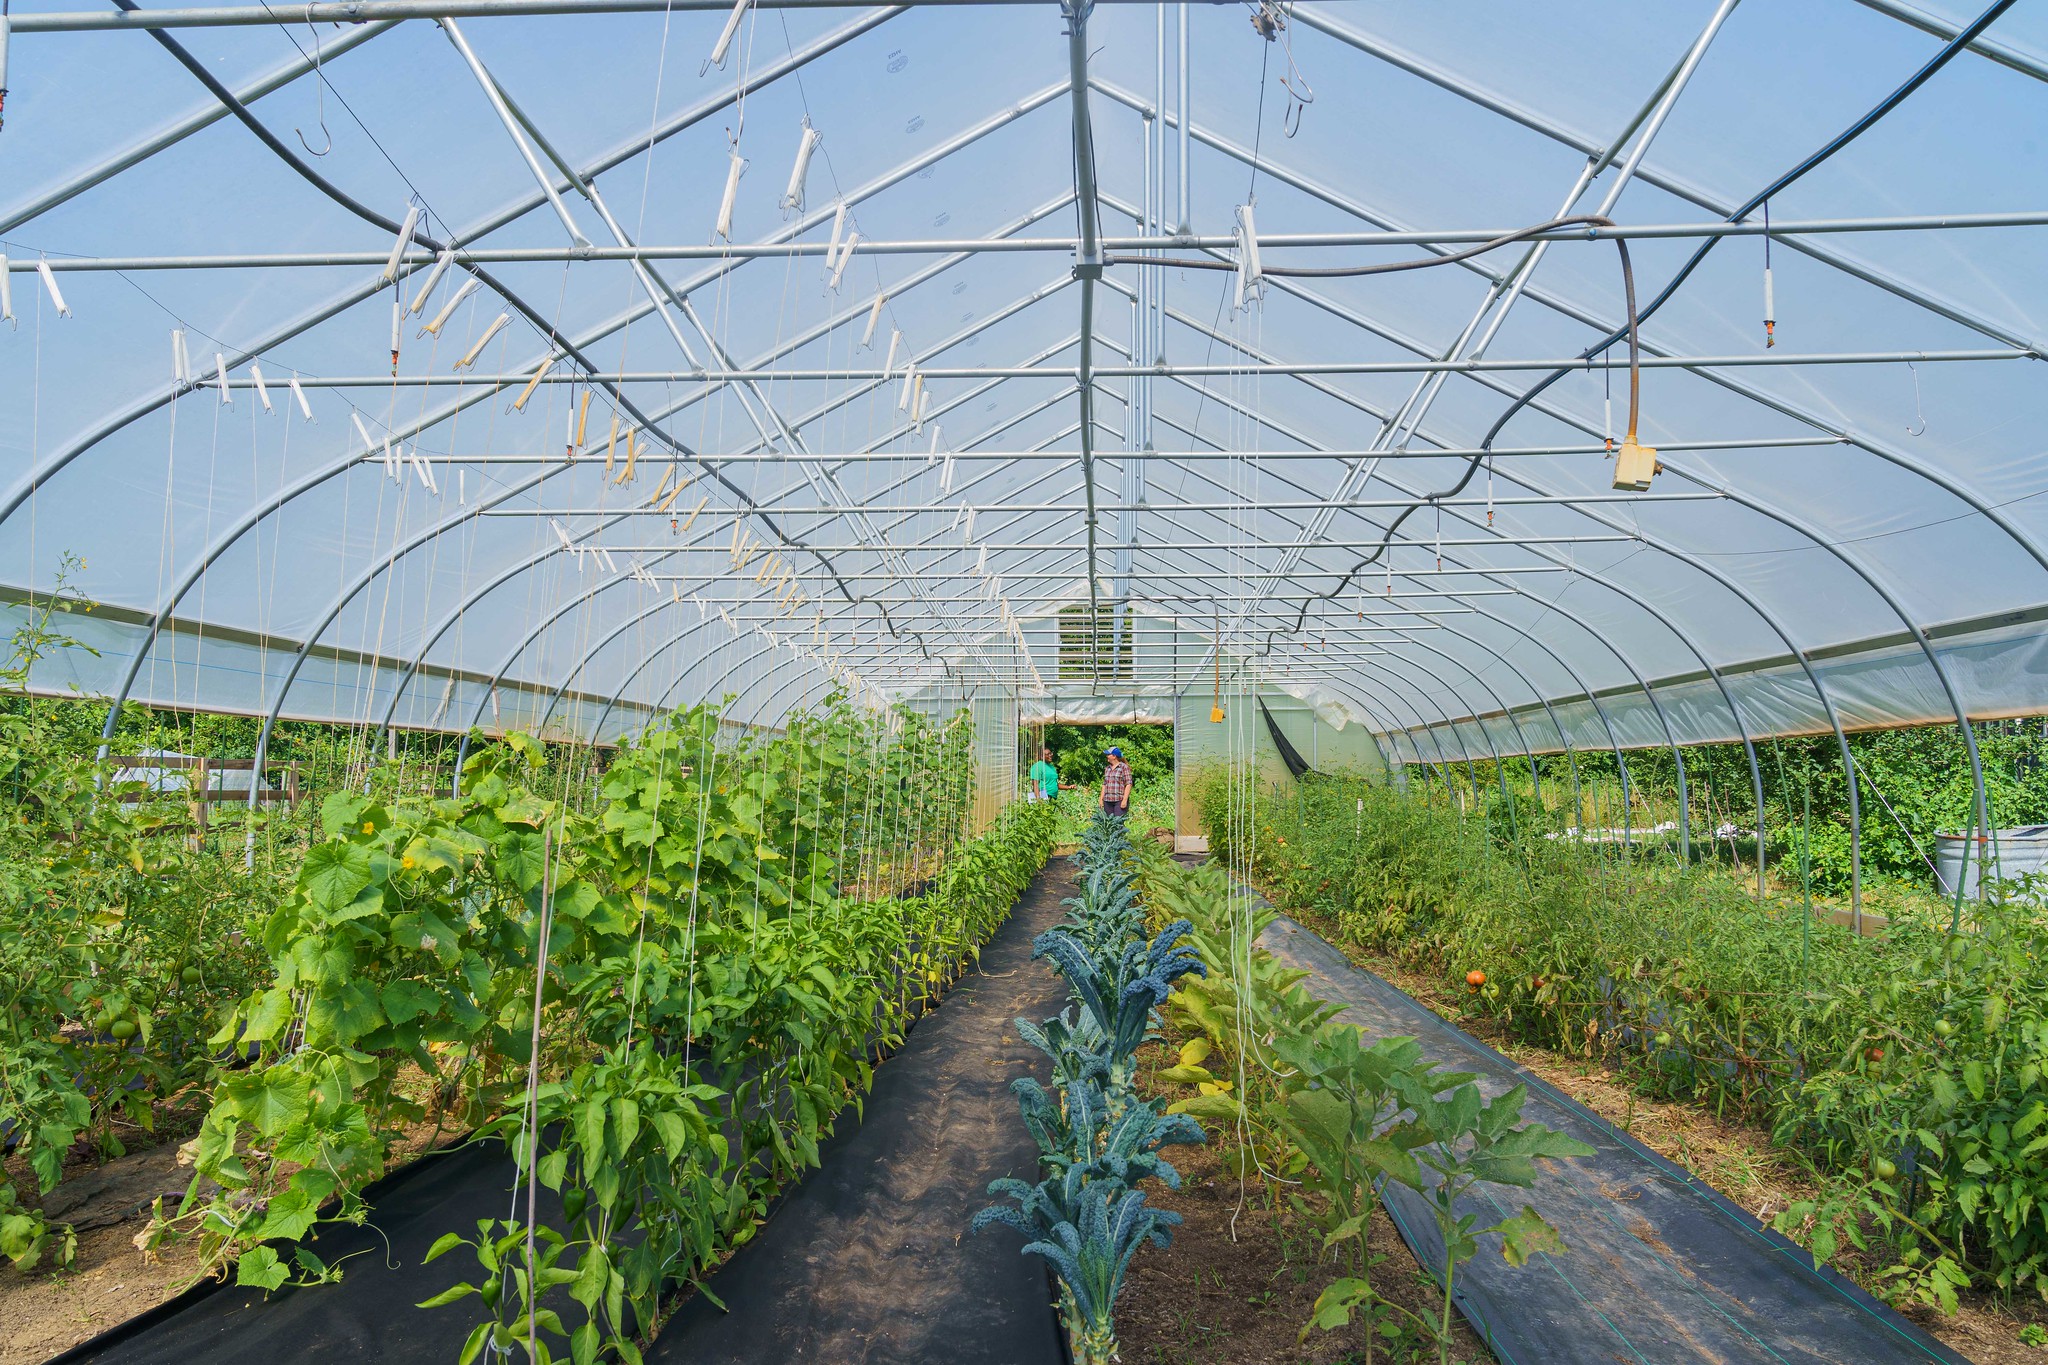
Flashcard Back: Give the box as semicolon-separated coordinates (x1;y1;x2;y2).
381;204;422;284
35;259;69;317
714;146;747;243
781;119;820;215
423;278;480;336
457;312;511;369
408;248;455;315
861;292;885;348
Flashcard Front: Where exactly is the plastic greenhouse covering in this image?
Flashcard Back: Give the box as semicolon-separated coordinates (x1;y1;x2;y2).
0;0;2044;813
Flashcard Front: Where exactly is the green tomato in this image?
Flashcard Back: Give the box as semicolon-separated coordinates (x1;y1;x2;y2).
1933;1018;1955;1039
1655;1031;1673;1047
93;1009;116;1032
110;1019;139;1040
181;966;204;986
1874;1156;1898;1181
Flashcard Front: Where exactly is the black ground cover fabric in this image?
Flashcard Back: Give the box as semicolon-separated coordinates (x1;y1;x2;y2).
50;867;1071;1365
646;863;1073;1365
1258;914;1969;1365
51;1136;561;1365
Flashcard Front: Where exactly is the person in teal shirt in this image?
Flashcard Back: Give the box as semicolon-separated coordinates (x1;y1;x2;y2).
1028;747;1061;803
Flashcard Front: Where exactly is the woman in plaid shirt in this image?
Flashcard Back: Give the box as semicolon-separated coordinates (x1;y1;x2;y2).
1099;746;1132;817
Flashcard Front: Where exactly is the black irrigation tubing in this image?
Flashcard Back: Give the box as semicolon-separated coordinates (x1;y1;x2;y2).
1269;0;2022;642
1113;212;1645;461
107;0;909;643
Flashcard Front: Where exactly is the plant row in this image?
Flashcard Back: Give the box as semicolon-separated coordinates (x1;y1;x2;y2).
133;701;1051;1365
1;592;285;1270
1128;839;1590;1365
974;809;1208;1365
1206;771;2048;1315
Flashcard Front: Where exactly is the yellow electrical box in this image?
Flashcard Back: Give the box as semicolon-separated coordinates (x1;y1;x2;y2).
1612;439;1658;491
1210;705;1226;723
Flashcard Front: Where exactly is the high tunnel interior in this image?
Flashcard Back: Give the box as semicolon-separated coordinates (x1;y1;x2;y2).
2;0;2045;865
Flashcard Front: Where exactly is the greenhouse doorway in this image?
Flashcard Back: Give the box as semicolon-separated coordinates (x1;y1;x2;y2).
1021;716;1177;845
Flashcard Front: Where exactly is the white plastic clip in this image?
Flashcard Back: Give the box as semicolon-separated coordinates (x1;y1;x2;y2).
249;362;274;413
289;374;314;421
0;258;12;328
882;328;901;378
170;329;191;386
351;411;378;457
214;353;233;405
861;292;885;349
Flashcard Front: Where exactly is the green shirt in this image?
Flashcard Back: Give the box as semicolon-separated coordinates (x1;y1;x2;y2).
1029;760;1060;799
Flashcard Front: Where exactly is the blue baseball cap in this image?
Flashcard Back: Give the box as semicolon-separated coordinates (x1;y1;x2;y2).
1107;747;1123;757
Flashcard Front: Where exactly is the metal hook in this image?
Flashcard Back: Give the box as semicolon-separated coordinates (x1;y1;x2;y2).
1906;360;1927;437
295;6;332;157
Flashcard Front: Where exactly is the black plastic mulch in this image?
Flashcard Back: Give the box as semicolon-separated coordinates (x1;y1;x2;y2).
646;863;1073;1365
1258;914;1970;1365
49;866;1073;1365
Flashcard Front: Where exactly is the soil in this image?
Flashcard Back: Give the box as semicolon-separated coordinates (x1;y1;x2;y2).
1331;935;2048;1365
0;1072;465;1365
1119;1043;1495;1365
0;1112;210;1365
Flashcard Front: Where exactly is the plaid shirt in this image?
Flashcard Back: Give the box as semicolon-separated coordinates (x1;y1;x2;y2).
1100;761;1132;803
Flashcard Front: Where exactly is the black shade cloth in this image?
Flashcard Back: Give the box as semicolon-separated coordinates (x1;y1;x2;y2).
648;864;1074;1364
1257;914;1969;1365
1257;697;1312;780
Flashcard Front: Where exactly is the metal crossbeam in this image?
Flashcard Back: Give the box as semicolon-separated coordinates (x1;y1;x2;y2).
24;210;2047;270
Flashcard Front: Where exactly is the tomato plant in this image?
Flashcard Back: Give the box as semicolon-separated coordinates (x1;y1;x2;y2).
1203;770;2048;1314
149;698;1055;1363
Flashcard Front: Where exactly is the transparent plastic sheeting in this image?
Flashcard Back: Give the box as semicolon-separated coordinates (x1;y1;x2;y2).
0;2;2044;755
1385;613;2048;765
1170;680;1389;836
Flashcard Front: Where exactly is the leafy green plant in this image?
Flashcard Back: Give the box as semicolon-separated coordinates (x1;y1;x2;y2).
975;1173;1181;1365
980;808;1201;1365
1130;836;1592;1364
1394;1081;1593;1363
1202;767;2048;1315
0;562;279;1268
147;697;1054;1363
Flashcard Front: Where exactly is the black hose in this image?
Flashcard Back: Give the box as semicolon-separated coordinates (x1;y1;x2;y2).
112;0;900;635
1268;0;2021;641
